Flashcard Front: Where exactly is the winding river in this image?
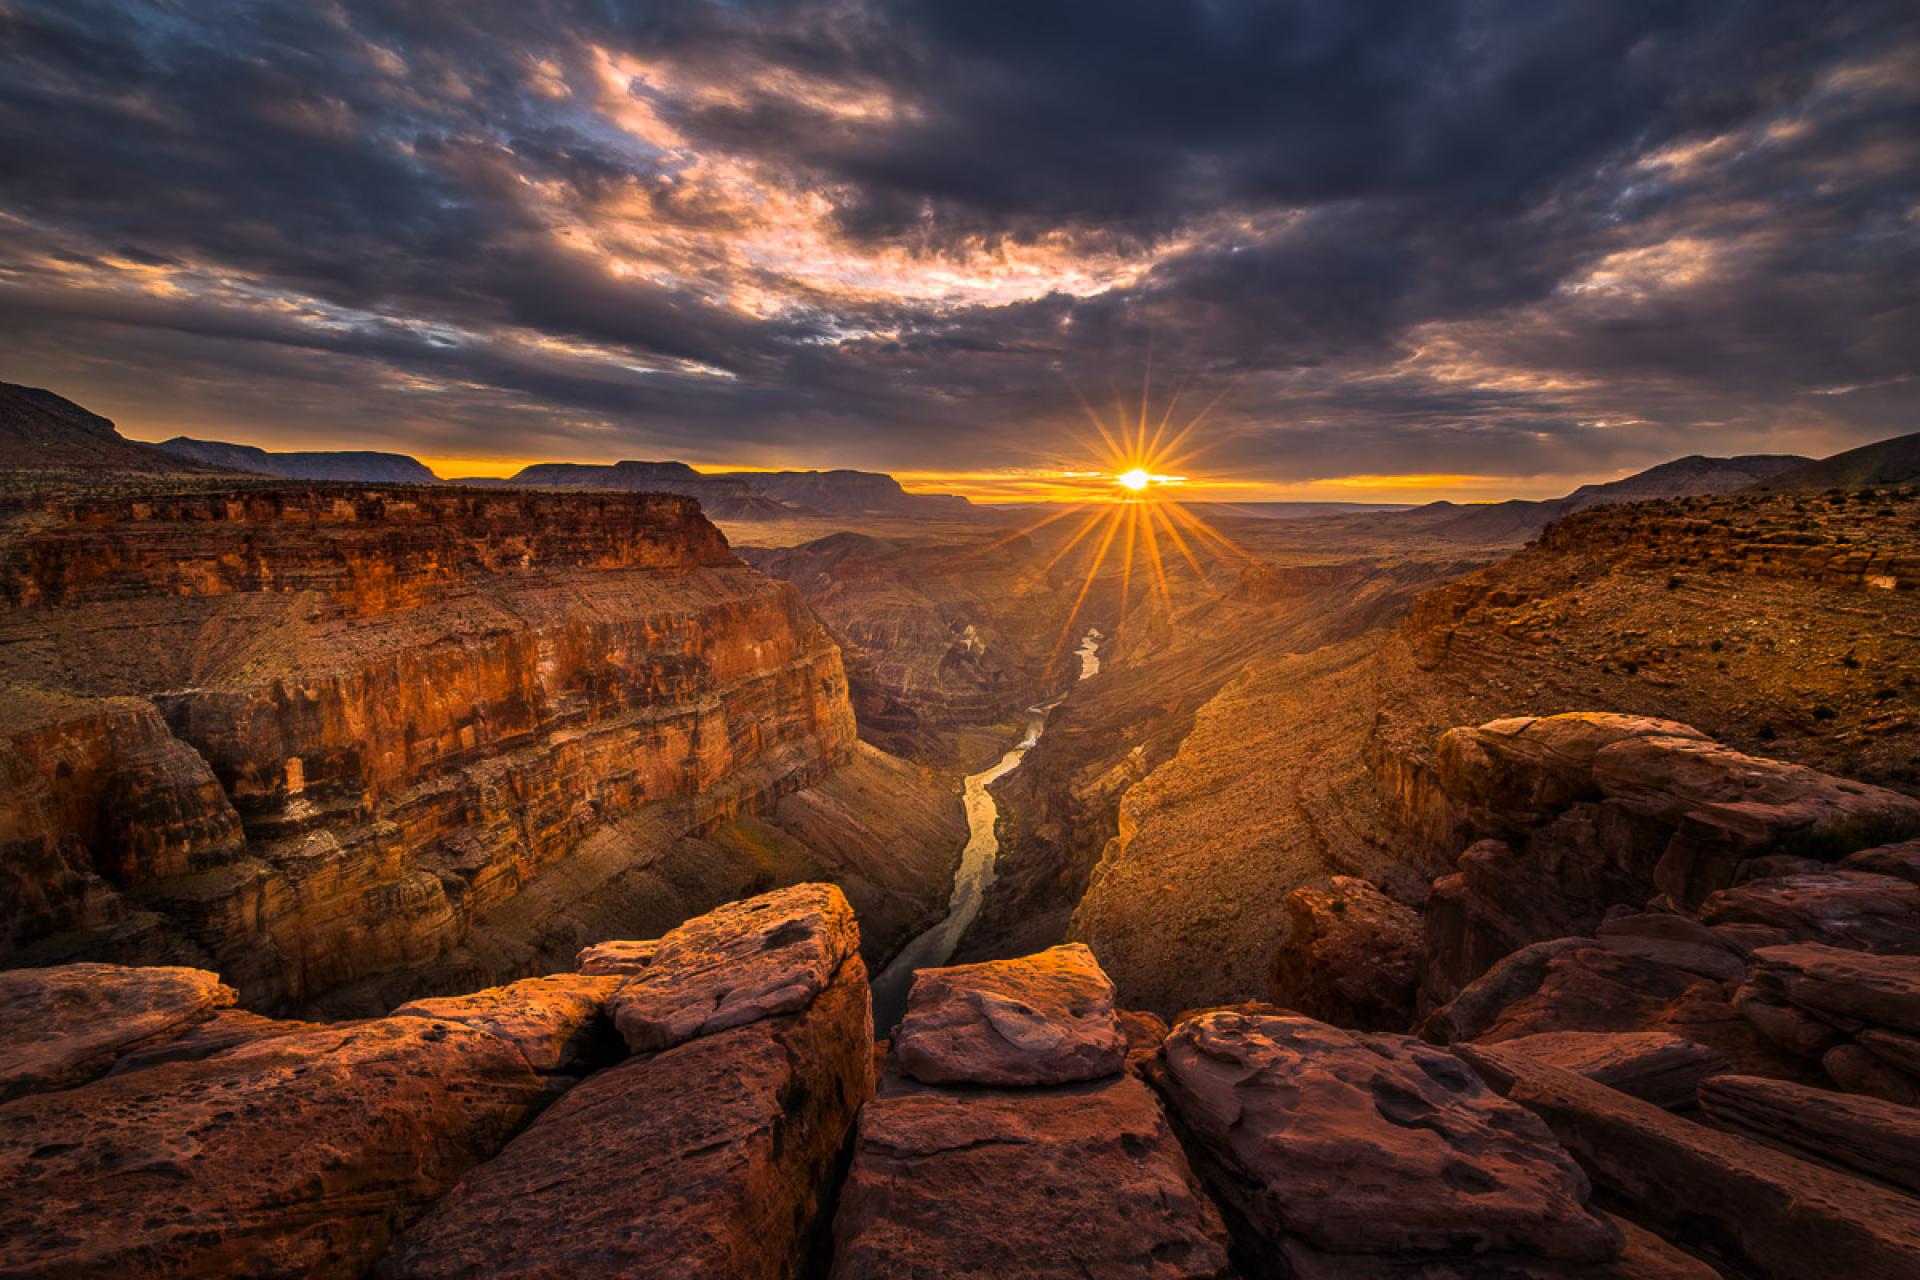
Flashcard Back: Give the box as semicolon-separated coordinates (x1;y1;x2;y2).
871;628;1101;1029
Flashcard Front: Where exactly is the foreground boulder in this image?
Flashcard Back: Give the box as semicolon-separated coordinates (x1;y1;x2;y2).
611;883;859;1051
1151;1010;1620;1268
0;1016;546;1277
1269;875;1421;1031
0;962;236;1100
382;955;874;1279
834;945;1232;1278
832;1075;1231;1279
1460;1041;1920;1278
382;884;874;1279
892;943;1126;1086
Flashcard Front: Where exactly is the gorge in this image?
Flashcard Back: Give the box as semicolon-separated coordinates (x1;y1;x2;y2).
4;382;1920;1278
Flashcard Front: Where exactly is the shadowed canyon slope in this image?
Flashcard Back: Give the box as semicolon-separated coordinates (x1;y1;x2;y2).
0;479;962;1014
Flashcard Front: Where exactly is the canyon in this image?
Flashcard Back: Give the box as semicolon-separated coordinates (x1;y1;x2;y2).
5;381;1920;1276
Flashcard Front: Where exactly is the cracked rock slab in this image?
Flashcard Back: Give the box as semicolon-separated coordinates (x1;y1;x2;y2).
830;1073;1231;1279
381;955;874;1280
893;943;1126;1086
611;882;859;1052
1151;1010;1619;1264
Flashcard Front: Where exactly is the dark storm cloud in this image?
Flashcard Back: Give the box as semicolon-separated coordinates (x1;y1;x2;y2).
0;0;1915;487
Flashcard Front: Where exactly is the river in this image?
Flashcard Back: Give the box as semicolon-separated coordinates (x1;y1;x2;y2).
870;628;1101;1029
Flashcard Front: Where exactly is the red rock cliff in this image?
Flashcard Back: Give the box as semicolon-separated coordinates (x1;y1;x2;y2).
0;484;862;1010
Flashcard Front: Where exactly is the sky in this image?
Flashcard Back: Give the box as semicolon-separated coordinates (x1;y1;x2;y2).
1;1;1916;502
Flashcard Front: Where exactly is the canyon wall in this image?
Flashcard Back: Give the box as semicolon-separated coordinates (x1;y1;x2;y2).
743;529;1086;768
1065;487;1920;1016
0;483;960;1013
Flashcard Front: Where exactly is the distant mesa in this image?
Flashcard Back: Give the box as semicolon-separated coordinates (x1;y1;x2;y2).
490;458;976;520
152;437;439;484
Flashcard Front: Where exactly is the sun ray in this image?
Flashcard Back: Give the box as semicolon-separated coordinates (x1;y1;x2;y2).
1138;498;1175;612
1050;505;1124;668
1150;502;1210;581
1039;504;1113;574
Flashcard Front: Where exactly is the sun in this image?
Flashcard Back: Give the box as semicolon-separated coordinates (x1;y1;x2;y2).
1117;468;1151;491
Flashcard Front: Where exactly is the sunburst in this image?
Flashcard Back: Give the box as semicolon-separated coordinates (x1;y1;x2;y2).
983;366;1257;674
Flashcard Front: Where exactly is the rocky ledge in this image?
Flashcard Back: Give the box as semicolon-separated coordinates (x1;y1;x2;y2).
7;881;1920;1276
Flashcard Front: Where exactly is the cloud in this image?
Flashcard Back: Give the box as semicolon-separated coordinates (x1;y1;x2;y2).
0;0;1915;491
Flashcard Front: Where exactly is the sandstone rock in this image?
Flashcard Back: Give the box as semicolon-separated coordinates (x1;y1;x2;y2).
1118;1007;1171;1059
379;954;874;1280
1821;1043;1918;1104
1859;1027;1920;1075
0;962;235;1099
1420;937;1591;1043
1497;1031;1730;1109
1746;943;1920;1034
1840;839;1920;885
392;973;622;1073
1278;1215;1720;1279
1699;1073;1920;1195
1153;1010;1618;1264
1434;714;1707;833
830;1074;1232;1279
1270;875;1420;1031
893;943;1126;1086
1585;734;1920;908
1698;871;1920;954
1594;911;1746;982
1732;985;1843;1058
107;1007;323;1075
0;1015;546;1277
574;938;658;975
1460;1041;1920;1279
611;883;860;1052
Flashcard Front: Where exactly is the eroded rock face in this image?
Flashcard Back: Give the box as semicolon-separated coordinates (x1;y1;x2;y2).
381;953;875;1280
832;1075;1232;1279
611;882;860;1052
0;1016;547;1278
1152;1010;1619;1265
892;943;1126;1086
1461;1042;1920;1278
392;972;622;1073
0;962;235;1100
1269;875;1421;1032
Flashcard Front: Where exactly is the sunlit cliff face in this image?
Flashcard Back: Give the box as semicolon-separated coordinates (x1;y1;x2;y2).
0;3;1915;499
